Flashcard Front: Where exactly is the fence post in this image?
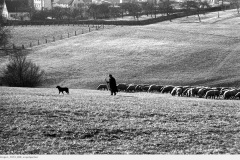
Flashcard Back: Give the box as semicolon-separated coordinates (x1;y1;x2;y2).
96;26;97;30
22;44;24;49
75;31;77;36
46;39;47;43
30;42;32;47
68;33;69;38
38;40;40;45
53;36;55;42
89;27;90;32
82;29;84;34
12;44;15;49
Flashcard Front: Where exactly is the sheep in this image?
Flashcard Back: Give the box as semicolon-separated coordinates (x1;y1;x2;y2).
176;88;183;96
205;90;220;99
97;84;108;90
126;84;137;92
161;86;174;94
190;88;200;97
148;85;161;92
187;89;191;97
223;89;240;99
142;85;150;92
171;86;183;96
171;87;177;96
220;88;230;96
135;85;143;92
117;83;128;92
198;88;212;98
235;92;240;99
182;88;190;96
157;85;164;92
182;86;190;93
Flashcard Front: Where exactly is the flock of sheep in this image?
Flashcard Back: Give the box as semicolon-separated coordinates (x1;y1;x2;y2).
97;83;240;100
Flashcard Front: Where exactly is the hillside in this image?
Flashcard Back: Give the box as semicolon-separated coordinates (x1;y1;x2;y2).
1;9;240;89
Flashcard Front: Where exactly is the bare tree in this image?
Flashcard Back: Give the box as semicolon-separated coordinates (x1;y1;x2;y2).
181;0;206;22
119;2;142;20
231;0;240;14
2;49;45;87
70;7;84;19
159;0;174;21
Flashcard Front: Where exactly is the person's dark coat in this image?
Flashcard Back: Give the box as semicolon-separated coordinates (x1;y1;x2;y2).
109;76;118;92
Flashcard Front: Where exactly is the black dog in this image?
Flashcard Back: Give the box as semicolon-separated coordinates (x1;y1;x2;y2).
56;86;69;94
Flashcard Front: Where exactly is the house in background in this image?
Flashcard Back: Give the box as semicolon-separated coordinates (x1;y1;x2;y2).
72;0;85;8
2;0;31;20
0;0;9;19
54;0;92;8
55;0;74;8
29;0;56;10
44;0;53;9
33;0;45;10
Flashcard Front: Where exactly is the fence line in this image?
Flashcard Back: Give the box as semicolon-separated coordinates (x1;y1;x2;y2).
1;7;222;51
0;24;110;50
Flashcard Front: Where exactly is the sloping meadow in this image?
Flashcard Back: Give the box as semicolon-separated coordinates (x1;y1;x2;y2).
1;87;240;154
1;10;240;89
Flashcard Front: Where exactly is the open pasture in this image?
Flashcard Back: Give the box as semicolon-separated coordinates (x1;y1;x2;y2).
1;87;240;154
6;25;113;48
1;10;240;89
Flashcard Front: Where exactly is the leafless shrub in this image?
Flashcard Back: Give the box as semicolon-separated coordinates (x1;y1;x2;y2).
2;49;45;87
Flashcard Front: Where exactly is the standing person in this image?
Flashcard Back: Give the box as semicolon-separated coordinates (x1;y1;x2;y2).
106;74;118;96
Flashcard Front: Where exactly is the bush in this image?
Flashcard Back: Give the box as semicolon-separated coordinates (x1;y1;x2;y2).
2;50;45;87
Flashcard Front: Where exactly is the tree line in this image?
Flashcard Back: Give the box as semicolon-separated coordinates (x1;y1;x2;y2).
25;0;240;23
28;0;239;21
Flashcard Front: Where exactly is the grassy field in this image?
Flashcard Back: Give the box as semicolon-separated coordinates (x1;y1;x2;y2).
1;10;240;89
1;10;240;155
1;87;240;154
5;25;114;48
2;9;240;89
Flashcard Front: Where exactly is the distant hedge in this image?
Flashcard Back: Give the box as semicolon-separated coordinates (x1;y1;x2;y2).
4;7;223;26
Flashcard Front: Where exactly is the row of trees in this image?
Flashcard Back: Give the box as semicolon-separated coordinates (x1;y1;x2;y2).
29;0;240;22
29;1;201;21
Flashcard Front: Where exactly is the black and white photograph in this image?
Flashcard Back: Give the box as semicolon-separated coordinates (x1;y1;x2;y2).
1;0;240;158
